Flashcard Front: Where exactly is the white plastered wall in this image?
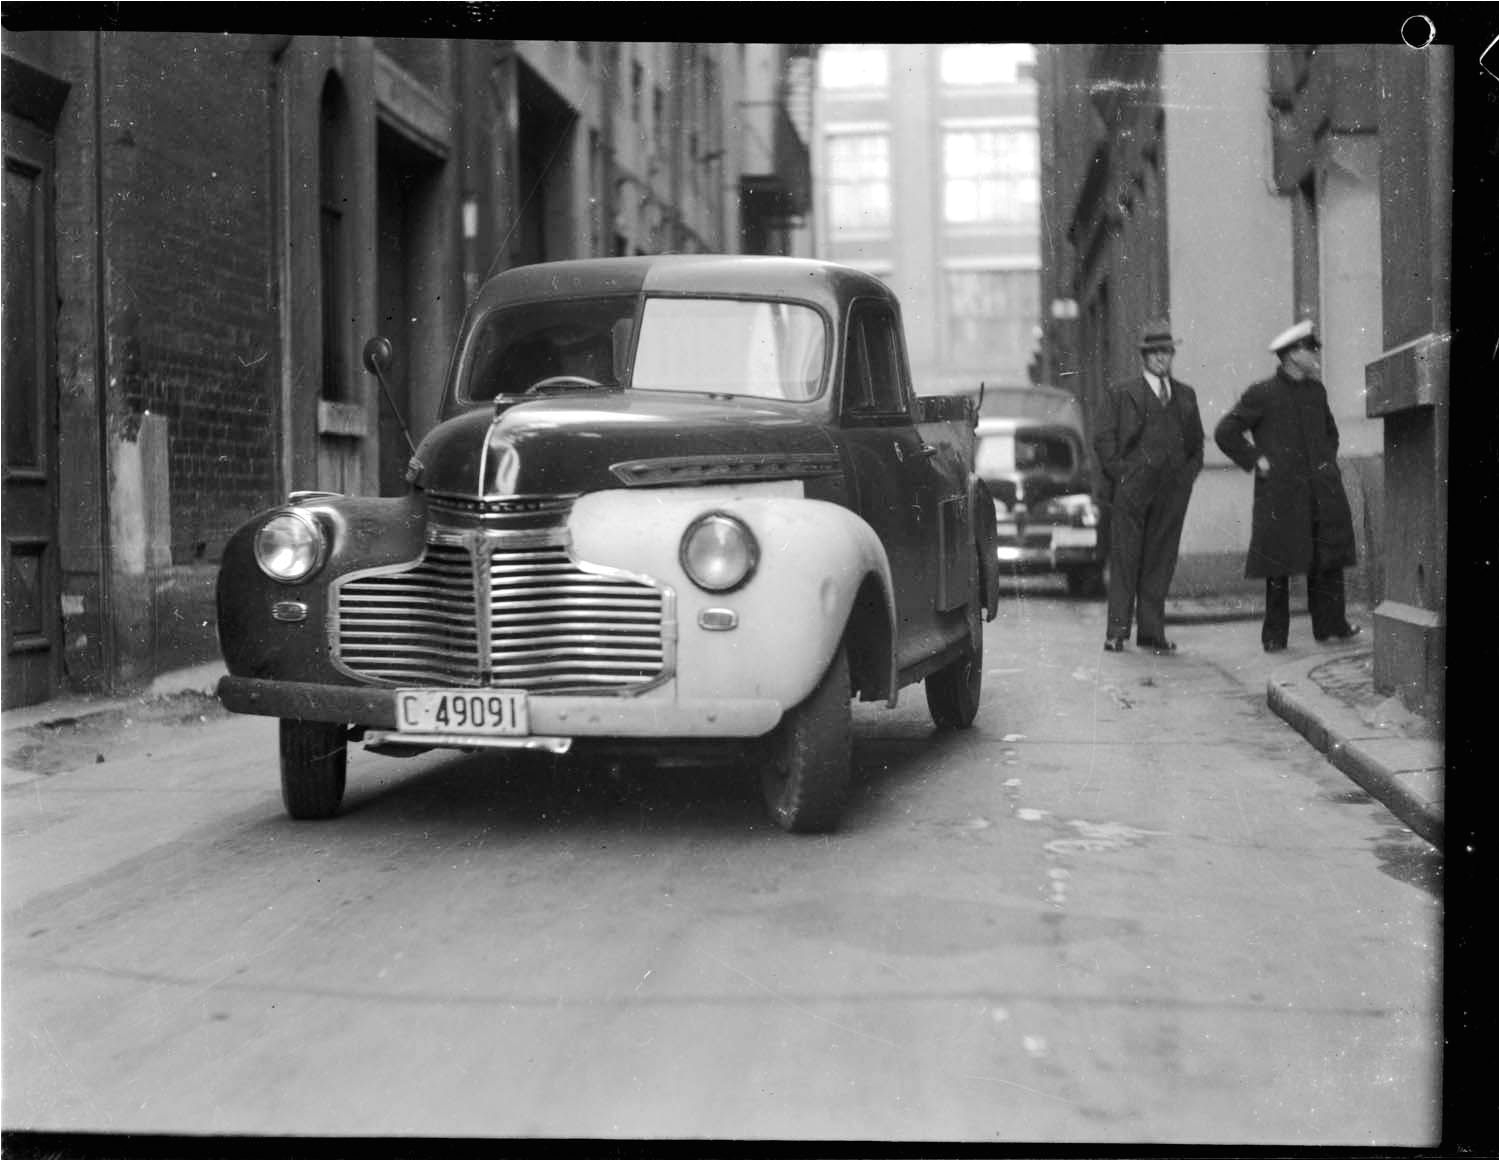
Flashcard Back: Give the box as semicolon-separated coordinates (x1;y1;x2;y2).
1162;44;1295;575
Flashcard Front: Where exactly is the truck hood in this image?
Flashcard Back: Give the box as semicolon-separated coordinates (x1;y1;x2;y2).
412;391;841;499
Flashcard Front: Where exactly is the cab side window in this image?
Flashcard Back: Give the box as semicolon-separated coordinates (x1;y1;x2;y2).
843;303;908;418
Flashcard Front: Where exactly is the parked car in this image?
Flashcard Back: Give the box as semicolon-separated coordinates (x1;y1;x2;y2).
971;384;1106;597
216;256;1001;833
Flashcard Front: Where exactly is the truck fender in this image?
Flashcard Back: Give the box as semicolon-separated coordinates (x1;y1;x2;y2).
568;484;900;711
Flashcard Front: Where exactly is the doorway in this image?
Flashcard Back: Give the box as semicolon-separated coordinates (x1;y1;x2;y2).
2;110;60;708
515;61;578;268
375;121;443;496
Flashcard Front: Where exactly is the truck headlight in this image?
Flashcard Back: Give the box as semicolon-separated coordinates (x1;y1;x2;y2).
254;509;326;582
680;512;758;593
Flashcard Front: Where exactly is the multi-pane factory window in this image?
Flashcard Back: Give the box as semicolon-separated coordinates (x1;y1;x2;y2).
943;267;1039;378
939;43;1036;87
943;127;1038;224
826;132;891;234
819;44;888;90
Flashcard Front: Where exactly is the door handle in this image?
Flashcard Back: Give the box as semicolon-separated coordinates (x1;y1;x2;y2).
914;444;938;459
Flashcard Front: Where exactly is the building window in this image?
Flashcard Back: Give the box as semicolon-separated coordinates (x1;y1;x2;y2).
939;43;1036;87
944;268;1039;377
819;44;888;90
943;127;1038;224
318;74;351;401
826;133;891;234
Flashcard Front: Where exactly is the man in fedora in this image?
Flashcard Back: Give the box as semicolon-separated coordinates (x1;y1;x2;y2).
1214;320;1361;652
1094;319;1205;653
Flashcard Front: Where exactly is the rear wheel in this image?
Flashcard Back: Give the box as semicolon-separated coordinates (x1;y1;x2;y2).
926;553;984;729
761;643;853;833
279;719;348;820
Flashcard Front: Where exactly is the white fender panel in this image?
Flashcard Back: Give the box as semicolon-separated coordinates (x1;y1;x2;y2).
569;484;896;709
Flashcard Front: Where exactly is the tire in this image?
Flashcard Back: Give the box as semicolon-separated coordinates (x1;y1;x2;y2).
926;553;984;729
761;642;853;833
279;719;348;820
1064;563;1106;599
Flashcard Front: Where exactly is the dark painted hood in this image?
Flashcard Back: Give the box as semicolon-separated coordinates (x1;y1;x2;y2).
412;391;839;498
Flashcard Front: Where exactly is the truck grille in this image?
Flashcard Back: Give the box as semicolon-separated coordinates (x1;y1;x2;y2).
334;537;668;690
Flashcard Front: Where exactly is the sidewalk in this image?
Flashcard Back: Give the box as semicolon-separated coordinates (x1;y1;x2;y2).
3;602;1444;851
1169;596;1443;850
1;660;228;735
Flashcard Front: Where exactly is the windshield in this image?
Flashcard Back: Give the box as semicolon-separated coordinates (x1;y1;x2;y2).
459;296;637;403
976;431;1078;477
631;298;826;401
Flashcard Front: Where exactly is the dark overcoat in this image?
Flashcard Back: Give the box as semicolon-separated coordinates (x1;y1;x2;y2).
1213;369;1357;578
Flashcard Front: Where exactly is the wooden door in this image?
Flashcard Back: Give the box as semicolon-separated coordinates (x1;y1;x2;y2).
2;111;60;708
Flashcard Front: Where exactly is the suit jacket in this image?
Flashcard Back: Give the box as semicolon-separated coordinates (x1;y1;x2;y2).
1093;374;1205;500
1213;369;1356;578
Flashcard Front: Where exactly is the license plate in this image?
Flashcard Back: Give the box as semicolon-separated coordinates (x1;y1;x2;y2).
1051;527;1097;548
395;689;529;736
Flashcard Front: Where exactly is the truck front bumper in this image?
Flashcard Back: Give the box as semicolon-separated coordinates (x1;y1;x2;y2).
217;676;785;741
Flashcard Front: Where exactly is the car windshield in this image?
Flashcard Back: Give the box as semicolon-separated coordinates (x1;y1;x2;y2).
976;431;1077;477
631;297;826;401
459;296;637;403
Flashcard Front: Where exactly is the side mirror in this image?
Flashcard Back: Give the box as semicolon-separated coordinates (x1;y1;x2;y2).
360;337;416;456
362;337;394;376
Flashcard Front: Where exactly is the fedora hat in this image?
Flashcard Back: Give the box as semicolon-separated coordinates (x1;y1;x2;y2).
1137;319;1179;350
1269;319;1320;354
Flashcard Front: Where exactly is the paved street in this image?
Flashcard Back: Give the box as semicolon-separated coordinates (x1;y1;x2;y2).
2;581;1441;1144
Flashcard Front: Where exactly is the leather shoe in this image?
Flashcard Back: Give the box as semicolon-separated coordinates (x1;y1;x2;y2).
1137;636;1177;654
1315;624;1362;643
1104;635;1127;652
1263;639;1287;653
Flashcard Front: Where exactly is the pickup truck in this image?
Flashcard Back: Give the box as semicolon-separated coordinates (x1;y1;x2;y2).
216;255;1001;832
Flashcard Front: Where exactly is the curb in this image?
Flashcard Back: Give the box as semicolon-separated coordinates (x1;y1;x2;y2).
1165;599;1309;626
1266;659;1444;850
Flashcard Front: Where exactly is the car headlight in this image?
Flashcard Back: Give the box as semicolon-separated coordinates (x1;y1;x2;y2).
680;512;758;593
254;509;327;582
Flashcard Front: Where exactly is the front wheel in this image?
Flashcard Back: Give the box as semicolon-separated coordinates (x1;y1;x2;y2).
279;719;348;820
926;554;984;729
761;643;853;833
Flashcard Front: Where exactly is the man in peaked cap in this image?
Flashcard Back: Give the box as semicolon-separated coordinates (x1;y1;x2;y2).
1213;320;1362;652
1093;319;1206;654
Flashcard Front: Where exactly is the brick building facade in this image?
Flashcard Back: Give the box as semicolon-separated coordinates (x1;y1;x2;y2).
0;31;814;707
